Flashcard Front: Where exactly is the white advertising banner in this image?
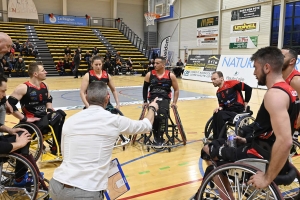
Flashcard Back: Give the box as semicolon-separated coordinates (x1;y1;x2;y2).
230;22;260;33
216;55;258;88
182;68;215;82
196;27;218;46
8;0;38;19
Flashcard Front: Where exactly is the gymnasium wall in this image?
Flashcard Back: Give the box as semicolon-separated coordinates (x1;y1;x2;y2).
220;1;272;55
1;0;144;39
117;0;144;40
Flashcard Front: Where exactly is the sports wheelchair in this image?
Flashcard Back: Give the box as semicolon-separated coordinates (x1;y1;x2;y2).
0;152;50;199
13;122;63;163
110;108;131;151
203;106;255;143
132;103;186;152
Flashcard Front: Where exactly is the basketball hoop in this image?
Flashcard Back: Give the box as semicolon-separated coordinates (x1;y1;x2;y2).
144;12;160;26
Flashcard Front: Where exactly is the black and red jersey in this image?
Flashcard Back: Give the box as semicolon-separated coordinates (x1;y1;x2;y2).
285;69;300;85
251;81;299;143
20;81;48;118
89;70;109;84
148;70;172;100
216;80;247;113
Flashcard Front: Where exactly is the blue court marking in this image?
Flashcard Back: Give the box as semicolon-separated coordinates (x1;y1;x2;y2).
121;140;200;167
198;158;205;177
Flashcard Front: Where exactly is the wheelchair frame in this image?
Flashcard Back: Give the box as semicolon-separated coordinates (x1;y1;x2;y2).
14;122;63;163
110;108;131;151
203;112;255;143
132;104;186;152
0;153;50;199
195;157;300;200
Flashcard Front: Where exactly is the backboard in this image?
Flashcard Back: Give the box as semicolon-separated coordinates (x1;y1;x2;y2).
147;0;174;20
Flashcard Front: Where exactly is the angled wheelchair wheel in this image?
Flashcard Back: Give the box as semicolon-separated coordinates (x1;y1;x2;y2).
13;122;44;161
195;163;282;200
172;105;186;145
110;108;131;150
204;116;213;139
132;104;148;145
0;153;39;199
277;163;300;200
234;115;255;136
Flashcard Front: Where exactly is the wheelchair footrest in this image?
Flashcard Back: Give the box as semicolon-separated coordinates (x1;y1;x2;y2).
40;152;63;163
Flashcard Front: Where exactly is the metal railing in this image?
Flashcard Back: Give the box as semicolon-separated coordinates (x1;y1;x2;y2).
117;21;152;59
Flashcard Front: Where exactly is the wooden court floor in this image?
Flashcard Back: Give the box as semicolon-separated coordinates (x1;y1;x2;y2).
4;75;267;200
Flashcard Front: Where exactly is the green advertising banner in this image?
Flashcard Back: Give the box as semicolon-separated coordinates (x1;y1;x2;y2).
229;36;258;49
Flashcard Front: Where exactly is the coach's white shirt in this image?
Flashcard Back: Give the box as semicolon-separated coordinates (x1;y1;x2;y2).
53;105;152;191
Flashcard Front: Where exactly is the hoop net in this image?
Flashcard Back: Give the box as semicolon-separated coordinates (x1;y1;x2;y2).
144;13;160;26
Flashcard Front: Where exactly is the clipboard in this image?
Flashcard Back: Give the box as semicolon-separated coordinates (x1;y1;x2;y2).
104;158;130;200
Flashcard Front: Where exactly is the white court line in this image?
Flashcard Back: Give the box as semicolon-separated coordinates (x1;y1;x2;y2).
49;86;143;92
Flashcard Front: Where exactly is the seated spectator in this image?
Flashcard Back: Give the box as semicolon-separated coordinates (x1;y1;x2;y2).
104;50;111;60
64;46;71;59
84;51;92;68
115;58;122;75
27;43;37;57
1;58;11;77
148;59;154;72
182;59;187;75
103;58;113;75
126;57;133;75
20;44;28;56
7;53;16;70
14;39;21;52
63;58;71;70
92;47;99;56
56;59;65;76
15;57;26;77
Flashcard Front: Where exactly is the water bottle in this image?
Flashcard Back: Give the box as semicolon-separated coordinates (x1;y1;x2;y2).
227;131;236;148
293;130;299;140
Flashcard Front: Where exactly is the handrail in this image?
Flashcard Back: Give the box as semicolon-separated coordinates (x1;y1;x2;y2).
117;21;152;59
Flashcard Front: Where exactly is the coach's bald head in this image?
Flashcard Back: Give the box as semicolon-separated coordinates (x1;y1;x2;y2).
0;32;12;58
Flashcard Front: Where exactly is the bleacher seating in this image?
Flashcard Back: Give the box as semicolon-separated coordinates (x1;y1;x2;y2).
0;22;149;76
98;27;149;72
0;22;36;76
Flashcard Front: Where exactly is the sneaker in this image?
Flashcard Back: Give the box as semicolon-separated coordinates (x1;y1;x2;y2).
13;172;34;187
50;146;58;155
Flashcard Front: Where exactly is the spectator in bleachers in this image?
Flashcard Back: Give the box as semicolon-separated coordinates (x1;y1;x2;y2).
73;49;82;78
84;51;92;69
24;39;30;46
20;44;28;56
64;46;71;59
14;39;21;52
148;59;154;72
15;57;25;77
115;58;122;75
103;58;112;74
92;46;99;56
63;58;71;70
27;42;37;57
56;59;65;76
104;50;111;60
126;57;133;75
1;58;11;77
7;53;16;70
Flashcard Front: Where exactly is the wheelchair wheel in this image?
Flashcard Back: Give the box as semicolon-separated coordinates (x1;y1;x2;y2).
172;105;187;145
0;153;39;199
204;116;213;139
132;105;148;145
13;122;44;161
277;163;300;200
195;163;282;200
234;115;255;136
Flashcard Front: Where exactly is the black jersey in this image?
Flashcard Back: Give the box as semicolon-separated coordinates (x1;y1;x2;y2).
216;80;246;113
148;70;172;100
89;70;109;84
20;81;48;118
